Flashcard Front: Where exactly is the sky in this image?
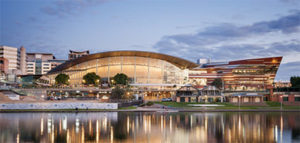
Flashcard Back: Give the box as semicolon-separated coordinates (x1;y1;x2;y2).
1;0;300;80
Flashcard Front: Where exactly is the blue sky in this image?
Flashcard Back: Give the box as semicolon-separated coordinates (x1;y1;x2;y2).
1;0;300;80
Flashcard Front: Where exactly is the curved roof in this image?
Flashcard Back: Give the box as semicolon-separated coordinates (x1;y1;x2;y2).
48;50;198;74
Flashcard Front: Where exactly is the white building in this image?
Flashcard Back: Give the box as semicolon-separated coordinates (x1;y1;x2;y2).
26;53;64;75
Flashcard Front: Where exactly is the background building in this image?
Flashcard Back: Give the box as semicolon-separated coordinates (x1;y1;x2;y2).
0;45;26;74
68;50;89;60
0;57;8;74
26;53;65;75
0;45;27;82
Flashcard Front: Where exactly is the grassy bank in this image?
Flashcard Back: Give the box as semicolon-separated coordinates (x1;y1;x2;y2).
154;101;300;110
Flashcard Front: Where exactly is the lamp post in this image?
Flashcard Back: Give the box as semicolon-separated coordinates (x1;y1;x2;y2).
238;95;241;110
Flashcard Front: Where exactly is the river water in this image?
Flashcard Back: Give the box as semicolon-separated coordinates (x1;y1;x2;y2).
0;112;299;143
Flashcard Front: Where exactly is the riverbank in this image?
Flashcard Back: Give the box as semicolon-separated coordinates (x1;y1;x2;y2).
1;107;299;112
0;101;299;112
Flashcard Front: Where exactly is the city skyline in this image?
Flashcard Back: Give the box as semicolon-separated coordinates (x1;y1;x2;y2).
1;0;300;80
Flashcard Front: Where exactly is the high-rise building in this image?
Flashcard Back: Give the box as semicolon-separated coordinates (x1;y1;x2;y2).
0;46;19;71
0;45;26;75
26;53;54;75
26;53;66;75
68;50;89;60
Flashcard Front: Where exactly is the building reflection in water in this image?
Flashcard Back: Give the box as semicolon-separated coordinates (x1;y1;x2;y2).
0;112;299;143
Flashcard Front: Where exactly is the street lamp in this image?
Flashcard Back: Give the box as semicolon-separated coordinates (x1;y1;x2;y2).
238;95;241;110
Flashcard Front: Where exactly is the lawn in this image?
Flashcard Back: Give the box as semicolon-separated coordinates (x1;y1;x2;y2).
154;101;300;110
118;106;137;110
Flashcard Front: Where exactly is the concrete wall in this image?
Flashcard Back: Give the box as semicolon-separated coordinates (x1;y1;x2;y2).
0;102;118;110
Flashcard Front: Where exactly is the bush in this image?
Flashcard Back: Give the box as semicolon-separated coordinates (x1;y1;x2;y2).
266;101;281;107
139;103;145;107
111;86;125;99
146;102;154;106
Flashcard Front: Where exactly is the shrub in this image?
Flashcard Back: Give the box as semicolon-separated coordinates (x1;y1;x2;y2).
146;102;154;106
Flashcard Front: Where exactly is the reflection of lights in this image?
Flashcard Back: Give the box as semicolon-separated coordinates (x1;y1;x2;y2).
89;119;92;136
238;115;241;133
59;119;62;133
127;116;130;134
190;115;193;128
280;115;283;143
81;126;85;143
47;118;52;133
76;118;80;133
41;118;44;135
103;117;107;131
170;116;172;132
148;116;151;132
96;120;99;143
67;129;70;143
161;115;163;132
110;126;114;143
63;116;67;131
16;133;19;143
275;125;278;142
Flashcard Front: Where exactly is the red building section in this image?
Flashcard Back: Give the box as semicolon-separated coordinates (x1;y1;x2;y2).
189;57;282;93
0;57;8;74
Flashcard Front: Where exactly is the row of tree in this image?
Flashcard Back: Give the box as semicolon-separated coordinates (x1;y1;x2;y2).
290;76;300;88
55;72;129;86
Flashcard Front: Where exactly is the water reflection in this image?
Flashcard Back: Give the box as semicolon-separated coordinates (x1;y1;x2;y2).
0;112;299;143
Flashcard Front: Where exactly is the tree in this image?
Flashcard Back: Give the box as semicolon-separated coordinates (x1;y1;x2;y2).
55;73;70;85
211;78;223;89
113;73;128;85
83;72;100;86
290;76;300;88
110;86;125;99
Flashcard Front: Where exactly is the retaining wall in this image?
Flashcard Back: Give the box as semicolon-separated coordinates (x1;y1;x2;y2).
0;102;118;110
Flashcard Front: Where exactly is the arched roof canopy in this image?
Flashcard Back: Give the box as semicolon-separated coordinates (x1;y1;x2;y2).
48;51;198;74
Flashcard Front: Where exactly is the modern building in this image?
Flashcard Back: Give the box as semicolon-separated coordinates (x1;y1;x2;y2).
47;51;282;93
0;45;26;75
26;53;66;75
189;57;282;92
68;50;89;60
26;53;54;75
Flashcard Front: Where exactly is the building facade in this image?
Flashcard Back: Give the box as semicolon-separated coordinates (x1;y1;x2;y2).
26;53;56;75
68;50;89;60
0;57;8;74
189;57;282;92
0;45;26;75
47;51;282;92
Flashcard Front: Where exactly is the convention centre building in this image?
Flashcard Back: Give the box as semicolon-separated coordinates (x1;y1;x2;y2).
47;51;282;92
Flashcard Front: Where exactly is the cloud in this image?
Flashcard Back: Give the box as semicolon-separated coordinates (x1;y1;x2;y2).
41;0;110;17
154;11;300;80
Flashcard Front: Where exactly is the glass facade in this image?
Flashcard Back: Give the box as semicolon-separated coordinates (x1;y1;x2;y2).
49;56;187;86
